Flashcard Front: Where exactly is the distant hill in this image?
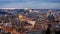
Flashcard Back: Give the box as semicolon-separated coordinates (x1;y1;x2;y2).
0;9;60;14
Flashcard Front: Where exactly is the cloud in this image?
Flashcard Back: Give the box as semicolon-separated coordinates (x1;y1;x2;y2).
0;0;60;9
0;2;60;9
0;0;32;3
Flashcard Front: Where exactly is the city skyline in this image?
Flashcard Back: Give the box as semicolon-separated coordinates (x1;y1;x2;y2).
0;0;60;9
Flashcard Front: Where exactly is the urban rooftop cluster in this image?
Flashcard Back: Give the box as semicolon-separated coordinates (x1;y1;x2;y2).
0;9;60;34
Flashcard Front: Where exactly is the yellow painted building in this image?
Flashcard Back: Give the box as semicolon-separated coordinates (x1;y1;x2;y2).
19;15;26;22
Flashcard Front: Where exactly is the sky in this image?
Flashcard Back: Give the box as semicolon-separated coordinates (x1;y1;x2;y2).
0;0;60;9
